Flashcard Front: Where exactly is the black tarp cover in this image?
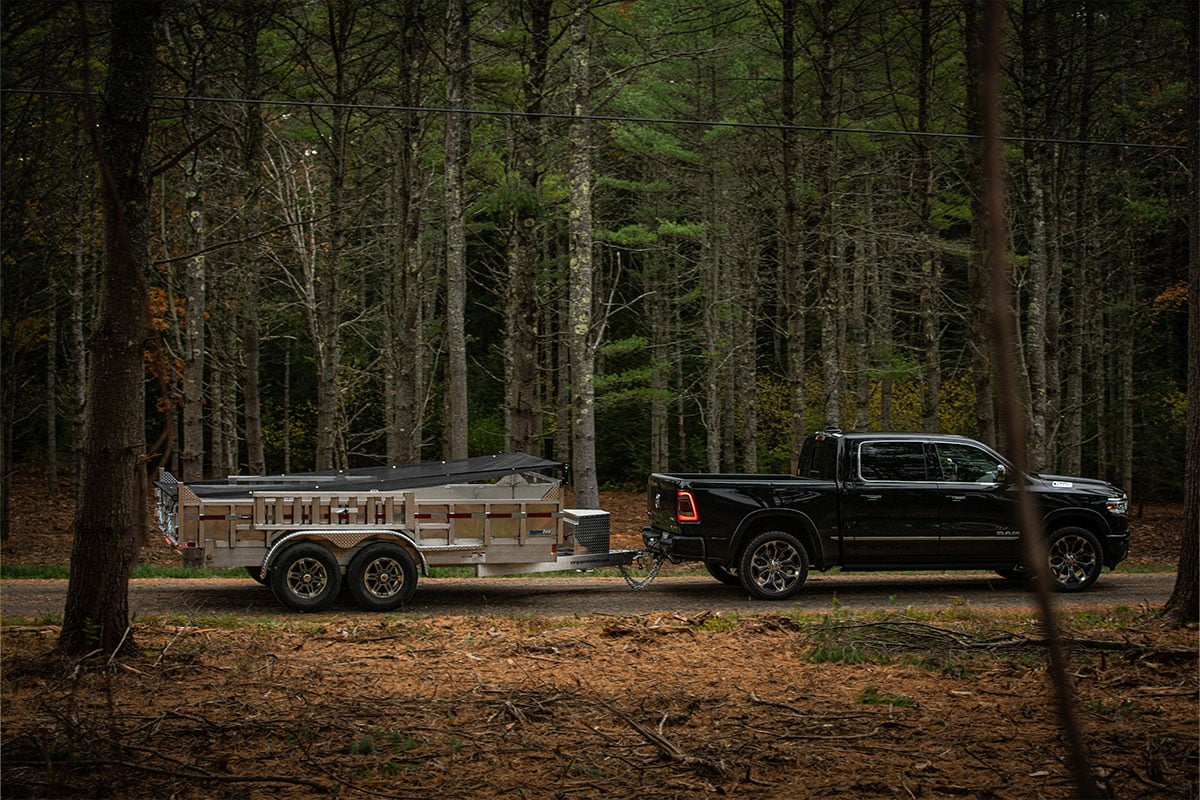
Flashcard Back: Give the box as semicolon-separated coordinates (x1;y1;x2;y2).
157;453;565;500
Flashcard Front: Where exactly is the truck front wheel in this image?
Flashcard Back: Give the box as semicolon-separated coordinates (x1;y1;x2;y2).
347;542;418;611
270;542;342;612
739;531;809;600
1047;527;1102;592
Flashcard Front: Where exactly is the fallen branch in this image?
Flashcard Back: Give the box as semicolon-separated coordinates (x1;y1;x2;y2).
604;702;732;779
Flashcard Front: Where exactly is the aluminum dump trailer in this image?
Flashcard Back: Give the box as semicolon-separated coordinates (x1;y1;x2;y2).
154;453;636;612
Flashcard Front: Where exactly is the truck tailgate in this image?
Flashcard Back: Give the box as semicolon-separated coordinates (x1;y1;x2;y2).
646;474;686;534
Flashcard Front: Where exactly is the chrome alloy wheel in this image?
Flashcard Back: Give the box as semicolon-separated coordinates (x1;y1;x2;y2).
1048;531;1099;590
360;555;407;599
285;556;332;599
738;530;810;600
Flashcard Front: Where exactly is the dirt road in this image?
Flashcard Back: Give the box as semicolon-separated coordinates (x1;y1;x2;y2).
0;571;1174;619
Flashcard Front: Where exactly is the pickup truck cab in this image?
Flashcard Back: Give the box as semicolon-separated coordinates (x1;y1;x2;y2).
642;429;1130;600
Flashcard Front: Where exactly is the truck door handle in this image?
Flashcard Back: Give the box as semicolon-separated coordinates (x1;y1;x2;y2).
862;494;882;501
946;495;966;502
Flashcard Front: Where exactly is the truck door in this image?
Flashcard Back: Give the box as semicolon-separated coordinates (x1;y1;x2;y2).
933;441;1020;562
840;440;941;565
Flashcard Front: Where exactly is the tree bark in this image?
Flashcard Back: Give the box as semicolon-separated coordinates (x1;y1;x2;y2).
504;0;551;456
1164;0;1198;625
567;0;598;507
384;0;429;466
962;0;995;446
917;0;942;434
240;0;266;476
180;155;207;481
442;0;471;460
781;0;806;470
59;0;162;657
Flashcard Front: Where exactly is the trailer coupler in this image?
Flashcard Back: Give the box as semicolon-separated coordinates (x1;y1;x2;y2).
619;551;668;590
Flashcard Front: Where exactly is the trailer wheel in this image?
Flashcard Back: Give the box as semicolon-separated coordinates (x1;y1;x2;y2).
347;542;418;611
270;542;342;612
738;530;809;601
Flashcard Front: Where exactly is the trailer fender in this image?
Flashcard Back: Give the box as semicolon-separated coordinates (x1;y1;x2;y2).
260;529;426;577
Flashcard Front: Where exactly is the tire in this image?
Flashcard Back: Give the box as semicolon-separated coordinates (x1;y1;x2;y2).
270;542;342;612
246;566;270;585
738;530;809;601
705;562;740;586
995;567;1029;581
1047;526;1103;592
347;542;418;611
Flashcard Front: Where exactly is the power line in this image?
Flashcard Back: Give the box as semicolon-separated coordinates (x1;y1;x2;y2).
2;87;1187;151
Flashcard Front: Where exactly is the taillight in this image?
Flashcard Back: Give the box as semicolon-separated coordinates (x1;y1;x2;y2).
676;490;700;523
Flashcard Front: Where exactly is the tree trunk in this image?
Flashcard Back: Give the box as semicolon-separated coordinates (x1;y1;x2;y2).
71;136;91;489
702;166;723;472
917;0;942;434
1164;0;1198;625
781;0;806;471
442;0;471;460
385;1;428;466
46;282;58;497
59;0;162;657
962;0;995;446
180;156;207;481
504;0;551;456
813;0;840;429
567;0;598;507
1025;158;1050;467
648;259;670;472
240;0;266;476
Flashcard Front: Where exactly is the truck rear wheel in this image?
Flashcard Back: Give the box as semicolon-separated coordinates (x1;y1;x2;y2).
705;562;740;586
738;531;809;601
347;542;418;611
270;542;342;612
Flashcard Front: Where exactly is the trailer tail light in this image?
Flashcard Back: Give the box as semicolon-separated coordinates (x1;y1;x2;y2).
676;490;700;523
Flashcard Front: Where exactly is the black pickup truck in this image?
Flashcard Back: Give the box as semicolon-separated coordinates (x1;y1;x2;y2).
642;429;1130;600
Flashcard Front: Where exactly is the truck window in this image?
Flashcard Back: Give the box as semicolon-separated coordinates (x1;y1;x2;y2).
858;441;930;482
798;435;838;479
935;442;1002;483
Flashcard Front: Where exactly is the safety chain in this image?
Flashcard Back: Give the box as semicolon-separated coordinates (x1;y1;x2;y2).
619;552;666;590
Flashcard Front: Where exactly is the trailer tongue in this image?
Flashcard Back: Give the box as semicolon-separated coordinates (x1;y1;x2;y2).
155;453;645;612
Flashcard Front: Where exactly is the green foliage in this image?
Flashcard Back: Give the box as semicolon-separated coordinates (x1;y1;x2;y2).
0;0;1189;504
856;685;915;707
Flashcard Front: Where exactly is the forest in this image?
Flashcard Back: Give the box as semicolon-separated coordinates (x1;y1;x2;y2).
1;0;1195;513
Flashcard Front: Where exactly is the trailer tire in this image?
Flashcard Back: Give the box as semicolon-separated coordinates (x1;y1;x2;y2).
347;542;418;611
270;542;342;612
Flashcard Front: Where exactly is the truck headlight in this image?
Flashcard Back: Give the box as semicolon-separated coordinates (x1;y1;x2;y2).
1106;496;1128;516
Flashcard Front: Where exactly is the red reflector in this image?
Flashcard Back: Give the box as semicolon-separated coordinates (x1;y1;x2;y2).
676;490;700;523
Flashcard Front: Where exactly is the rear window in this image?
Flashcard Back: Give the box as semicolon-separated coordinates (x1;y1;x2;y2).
798;435;838;479
858;441;931;482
